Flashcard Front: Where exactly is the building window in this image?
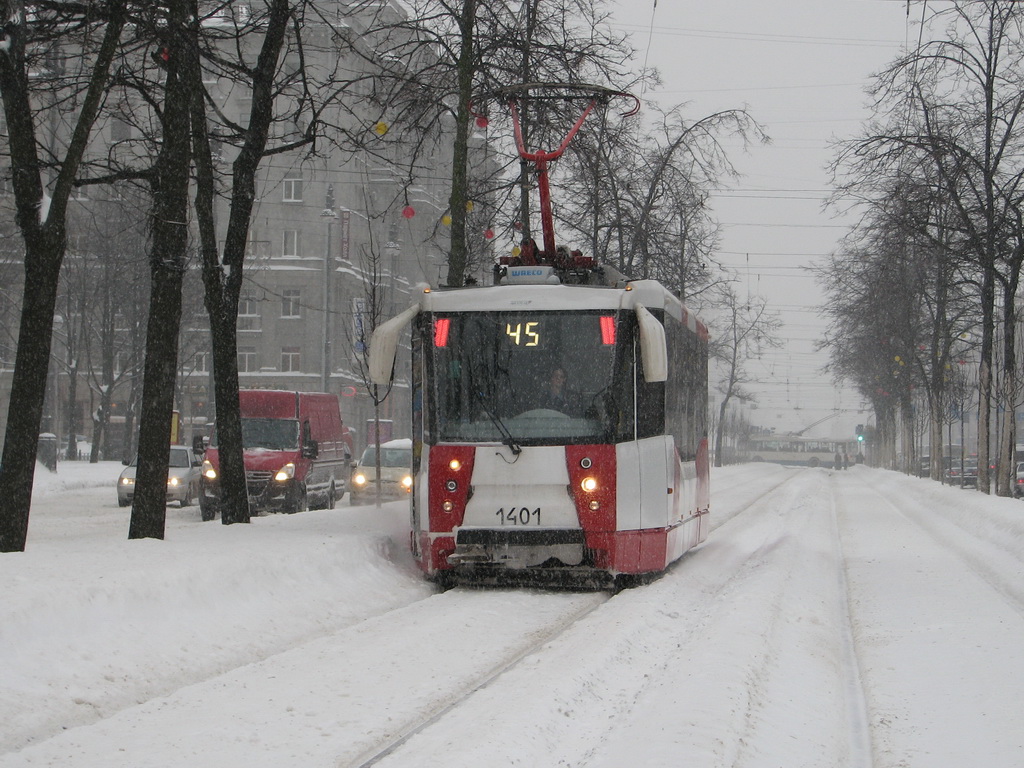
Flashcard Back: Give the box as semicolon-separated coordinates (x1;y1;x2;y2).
282;289;301;318
192;352;209;373
282;175;303;202
111;118;132;142
281;347;301;372
282;229;299;257
238;346;258;373
237;293;260;331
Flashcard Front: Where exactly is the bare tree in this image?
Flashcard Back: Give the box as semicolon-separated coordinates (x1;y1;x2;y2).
0;0;128;551
843;0;1024;491
710;285;780;468
125;0;195;540
366;0;634;285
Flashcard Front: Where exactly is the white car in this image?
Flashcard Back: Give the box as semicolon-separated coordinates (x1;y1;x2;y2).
349;438;413;505
117;445;203;508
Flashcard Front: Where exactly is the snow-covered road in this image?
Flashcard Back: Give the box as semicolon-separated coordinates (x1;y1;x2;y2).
2;462;1023;767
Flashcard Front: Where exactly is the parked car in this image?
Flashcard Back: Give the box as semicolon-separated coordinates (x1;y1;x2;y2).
945;459;978;488
117;445;203;507
1015;462;1024;498
349;438;413;505
918;455;930;478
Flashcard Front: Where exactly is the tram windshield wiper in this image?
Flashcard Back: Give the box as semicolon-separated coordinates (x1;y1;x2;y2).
475;391;522;456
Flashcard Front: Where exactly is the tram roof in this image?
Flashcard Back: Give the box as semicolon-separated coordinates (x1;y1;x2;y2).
416;279;708;339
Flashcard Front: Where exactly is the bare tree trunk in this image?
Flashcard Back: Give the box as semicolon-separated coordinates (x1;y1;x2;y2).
445;0;476;288
0;2;126;551
128;0;193;540
976;263;995;494
189;0;292;526
997;278;1019;496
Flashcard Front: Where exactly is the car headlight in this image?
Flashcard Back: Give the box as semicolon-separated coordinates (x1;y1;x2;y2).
402;475;413;489
274;462;295;482
120;477;134;486
353;473;367;487
202;460;217;480
168;477;180;487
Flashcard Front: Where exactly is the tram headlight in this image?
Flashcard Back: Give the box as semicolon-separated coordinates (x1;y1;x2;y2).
402;474;413;491
202;460;217;480
449;458;462;471
274;462;295;482
352;473;367;487
581;476;598;493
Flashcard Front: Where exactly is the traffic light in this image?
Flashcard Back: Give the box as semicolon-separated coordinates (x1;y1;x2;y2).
855;424;865;443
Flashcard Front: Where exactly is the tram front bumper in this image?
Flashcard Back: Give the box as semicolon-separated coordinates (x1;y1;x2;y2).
447;528;587;568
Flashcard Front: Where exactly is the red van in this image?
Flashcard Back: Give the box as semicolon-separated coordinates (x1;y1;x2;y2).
198;390;352;520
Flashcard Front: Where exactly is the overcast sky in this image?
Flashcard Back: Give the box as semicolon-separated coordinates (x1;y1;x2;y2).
606;0;914;438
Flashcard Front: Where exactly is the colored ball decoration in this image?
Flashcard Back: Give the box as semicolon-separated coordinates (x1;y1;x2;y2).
373;121;388;136
401;205;416;219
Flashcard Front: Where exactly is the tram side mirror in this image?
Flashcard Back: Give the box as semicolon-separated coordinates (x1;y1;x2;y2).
635;304;668;383
369;304;421;385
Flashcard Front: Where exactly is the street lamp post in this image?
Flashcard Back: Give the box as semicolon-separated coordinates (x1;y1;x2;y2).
321;186;338;393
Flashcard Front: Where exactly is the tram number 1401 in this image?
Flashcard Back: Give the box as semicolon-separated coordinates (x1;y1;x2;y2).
496;507;541;526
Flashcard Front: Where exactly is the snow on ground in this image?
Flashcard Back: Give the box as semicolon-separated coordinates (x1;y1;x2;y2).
1;460;1023;767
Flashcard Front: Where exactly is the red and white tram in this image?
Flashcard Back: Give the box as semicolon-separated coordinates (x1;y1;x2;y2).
370;264;710;588
368;84;710;588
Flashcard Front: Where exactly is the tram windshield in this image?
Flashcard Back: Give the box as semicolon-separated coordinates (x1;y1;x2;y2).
427;311;626;445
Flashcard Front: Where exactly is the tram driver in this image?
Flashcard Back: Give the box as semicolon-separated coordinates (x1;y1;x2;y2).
539;367;581;416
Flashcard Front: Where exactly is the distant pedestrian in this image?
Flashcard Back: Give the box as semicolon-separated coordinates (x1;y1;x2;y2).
843;453;850;470
834;452;843;470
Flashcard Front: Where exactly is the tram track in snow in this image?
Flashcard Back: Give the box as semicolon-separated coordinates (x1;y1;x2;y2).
349;468;881;768
852;477;1024;620
343;473;804;767
829;474;877;768
346;468;809;768
354;468;878;768
346;588;611;768
707;469;877;768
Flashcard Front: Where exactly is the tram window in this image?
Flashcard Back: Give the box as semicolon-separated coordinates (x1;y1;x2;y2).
428;311;623;444
665;313;708;460
636;353;664;439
